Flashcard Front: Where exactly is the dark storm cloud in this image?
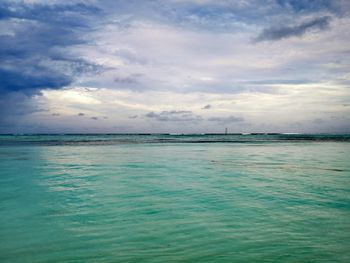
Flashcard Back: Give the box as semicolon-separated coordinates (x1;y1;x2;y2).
145;111;203;122
0;68;71;95
90;117;99;120
255;16;331;42
0;2;100;24
0;1;102;94
0;1;105;132
208;116;244;124
0;92;44;129
78;113;85;116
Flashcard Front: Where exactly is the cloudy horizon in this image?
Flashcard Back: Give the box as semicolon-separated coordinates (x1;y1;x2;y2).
1;0;350;134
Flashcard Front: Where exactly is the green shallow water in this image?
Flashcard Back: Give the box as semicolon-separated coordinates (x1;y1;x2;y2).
1;137;350;262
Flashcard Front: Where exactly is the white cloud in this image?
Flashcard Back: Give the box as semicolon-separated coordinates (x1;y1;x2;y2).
27;77;350;133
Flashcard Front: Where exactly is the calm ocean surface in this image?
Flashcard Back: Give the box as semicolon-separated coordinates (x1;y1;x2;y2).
1;134;349;262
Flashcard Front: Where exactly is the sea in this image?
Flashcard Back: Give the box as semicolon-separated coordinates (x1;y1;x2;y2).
0;134;349;262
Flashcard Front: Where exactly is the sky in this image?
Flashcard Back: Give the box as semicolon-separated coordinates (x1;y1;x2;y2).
0;0;350;134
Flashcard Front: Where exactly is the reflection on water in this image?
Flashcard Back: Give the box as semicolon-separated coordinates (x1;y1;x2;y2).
0;142;350;262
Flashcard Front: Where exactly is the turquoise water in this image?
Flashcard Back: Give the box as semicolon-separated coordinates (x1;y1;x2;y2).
1;135;350;262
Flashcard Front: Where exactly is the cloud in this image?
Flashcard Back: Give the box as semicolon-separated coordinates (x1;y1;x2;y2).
312;118;325;124
255;16;331;42
0;1;105;128
113;74;143;90
0;1;103;94
208;116;244;124
202;104;212;109
275;0;340;13
78;113;85;116
0;91;44;131
1;0;350;133
114;49;149;65
145;110;203;122
114;76;139;84
90;116;98;120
